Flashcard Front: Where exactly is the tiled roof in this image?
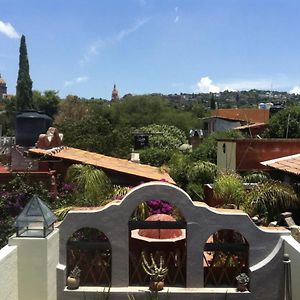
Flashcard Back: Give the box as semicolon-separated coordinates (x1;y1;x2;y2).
261;153;300;175
233;122;266;130
212;109;269;124
29;147;176;184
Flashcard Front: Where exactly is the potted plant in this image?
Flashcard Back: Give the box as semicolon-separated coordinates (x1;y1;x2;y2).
142;252;168;291
236;273;250;292
67;265;81;290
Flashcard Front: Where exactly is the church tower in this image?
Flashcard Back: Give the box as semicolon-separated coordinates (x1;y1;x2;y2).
111;84;119;102
0;74;7;100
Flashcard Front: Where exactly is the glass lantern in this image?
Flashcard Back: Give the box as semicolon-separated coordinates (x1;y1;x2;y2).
14;195;57;237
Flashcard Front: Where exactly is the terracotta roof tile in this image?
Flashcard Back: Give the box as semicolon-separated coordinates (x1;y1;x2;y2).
261;153;300;175
212;109;269;124
29;147;176;184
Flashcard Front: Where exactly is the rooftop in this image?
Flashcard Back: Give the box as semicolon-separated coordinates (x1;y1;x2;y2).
261;153;300;175
29;147;175;184
211;108;270;124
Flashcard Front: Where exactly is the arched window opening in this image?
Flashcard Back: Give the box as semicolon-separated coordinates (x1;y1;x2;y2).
67;228;111;286
129;199;186;287
203;229;249;287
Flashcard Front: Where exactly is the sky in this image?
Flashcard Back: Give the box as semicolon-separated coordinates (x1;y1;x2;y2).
1;0;300;99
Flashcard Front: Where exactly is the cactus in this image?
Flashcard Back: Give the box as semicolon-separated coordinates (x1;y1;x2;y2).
141;251;168;282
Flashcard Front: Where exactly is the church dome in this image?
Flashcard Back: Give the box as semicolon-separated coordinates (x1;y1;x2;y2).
138;214;183;239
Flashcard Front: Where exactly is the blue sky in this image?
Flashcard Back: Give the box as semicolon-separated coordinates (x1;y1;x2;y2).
1;0;300;99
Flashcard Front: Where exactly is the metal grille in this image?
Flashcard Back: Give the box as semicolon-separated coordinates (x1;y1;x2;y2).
67;241;111;286
129;248;186;286
203;236;249;287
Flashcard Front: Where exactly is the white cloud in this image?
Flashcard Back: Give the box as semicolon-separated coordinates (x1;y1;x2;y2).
0;20;20;39
64;76;89;87
80;18;150;65
289;86;300;95
195;76;283;93
197;76;220;93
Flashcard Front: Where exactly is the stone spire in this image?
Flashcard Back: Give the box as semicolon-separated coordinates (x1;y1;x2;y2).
0;74;7;99
111;83;119;102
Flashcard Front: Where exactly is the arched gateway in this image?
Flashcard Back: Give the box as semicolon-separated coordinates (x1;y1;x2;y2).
57;181;290;299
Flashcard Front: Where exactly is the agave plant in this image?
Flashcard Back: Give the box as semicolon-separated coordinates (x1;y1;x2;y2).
66;164;113;206
242;171;270;183
246;180;299;222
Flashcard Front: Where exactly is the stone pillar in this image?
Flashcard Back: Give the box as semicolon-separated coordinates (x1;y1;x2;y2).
9;229;59;300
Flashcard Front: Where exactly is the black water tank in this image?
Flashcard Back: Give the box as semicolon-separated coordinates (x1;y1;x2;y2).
15;110;53;147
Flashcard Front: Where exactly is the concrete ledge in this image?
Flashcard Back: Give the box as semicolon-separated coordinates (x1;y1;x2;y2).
62;286;250;300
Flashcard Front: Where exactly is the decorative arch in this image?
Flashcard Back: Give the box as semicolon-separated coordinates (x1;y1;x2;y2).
203;229;249;287
67;227;111;286
128;198;187;287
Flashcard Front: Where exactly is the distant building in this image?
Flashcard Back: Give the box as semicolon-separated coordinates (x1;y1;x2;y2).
202;108;270;137
0;74;7;100
111;83;119;102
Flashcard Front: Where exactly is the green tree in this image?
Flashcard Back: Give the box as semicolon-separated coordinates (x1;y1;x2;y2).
264;105;300;138
16;35;33;111
66;164;112;206
138;124;187;150
210;94;216;110
32;90;60;117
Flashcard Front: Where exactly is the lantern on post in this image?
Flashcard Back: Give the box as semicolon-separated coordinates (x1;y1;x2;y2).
14;195;57;238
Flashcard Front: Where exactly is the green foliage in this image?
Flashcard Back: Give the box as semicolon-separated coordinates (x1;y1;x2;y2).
111;95;199;132
213;173;246;208
264;105;300;138
242;171;270;183
66;164;113;206
191;130;244;163
138;124;187;150
246;180;299;222
186;183;204;201
55;98;132;158
139;148;172;167
168;153;191;188
210;94;216;110
187;161;218;184
32;90;60;117
16;35;33;111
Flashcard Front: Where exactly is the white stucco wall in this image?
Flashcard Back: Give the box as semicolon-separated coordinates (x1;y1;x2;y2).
283;236;300;300
9;229;59;300
0;245;18;300
217;141;236;171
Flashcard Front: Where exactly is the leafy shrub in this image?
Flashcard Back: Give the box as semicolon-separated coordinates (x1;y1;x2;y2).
138;124;187;150
169;152;191;188
139;147;172;167
213;173;245;208
187;161;218;184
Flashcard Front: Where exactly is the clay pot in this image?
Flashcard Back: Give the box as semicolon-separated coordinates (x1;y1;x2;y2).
67;276;80;290
149;280;164;291
237;282;248;292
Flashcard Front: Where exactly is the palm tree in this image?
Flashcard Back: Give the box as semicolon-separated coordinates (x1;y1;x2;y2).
246;180;299;222
66;164;112;206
